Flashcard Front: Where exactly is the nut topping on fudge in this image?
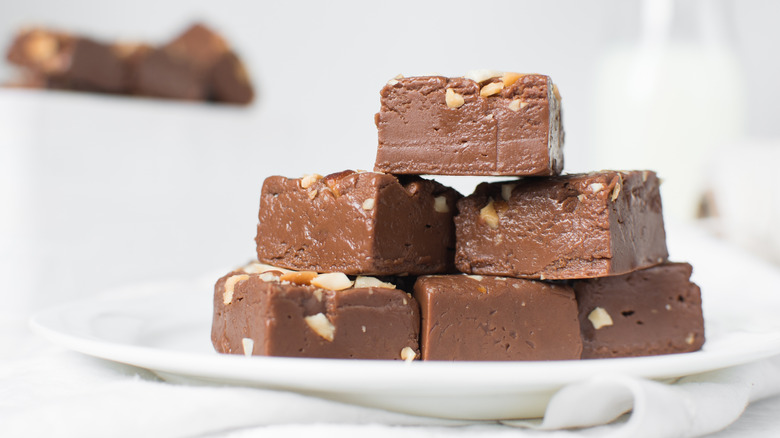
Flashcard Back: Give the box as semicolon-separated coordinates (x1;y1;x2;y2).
375;72;563;176
212;263;420;360
256;170;461;275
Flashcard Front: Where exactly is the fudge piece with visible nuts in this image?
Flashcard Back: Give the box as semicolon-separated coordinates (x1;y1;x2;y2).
256;170;461;275
455;170;668;280
575;262;705;359
211;262;420;360
375;71;563;176
414;274;582;361
6;28;131;93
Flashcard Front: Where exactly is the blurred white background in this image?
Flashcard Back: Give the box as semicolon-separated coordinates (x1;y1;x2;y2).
1;0;779;320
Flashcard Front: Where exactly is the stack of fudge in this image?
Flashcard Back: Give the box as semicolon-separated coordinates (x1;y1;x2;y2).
211;71;705;361
5;23;253;105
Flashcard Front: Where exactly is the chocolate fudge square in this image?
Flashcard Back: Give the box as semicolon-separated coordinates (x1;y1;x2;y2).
414;275;582;361
134;23;254;103
211;263;420;360
133;24;228;101
374;72;563;176
455;170;668;280
575;262;705;359
6;28;130;93
256;170;460;275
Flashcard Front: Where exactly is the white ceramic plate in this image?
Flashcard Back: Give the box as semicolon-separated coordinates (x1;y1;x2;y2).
30;238;780;422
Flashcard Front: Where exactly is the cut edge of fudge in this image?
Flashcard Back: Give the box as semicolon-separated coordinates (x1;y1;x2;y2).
574;262;705;359
212;261;421;360
414;274;583;361
374;70;563;177
255;170;461;276
454;170;669;280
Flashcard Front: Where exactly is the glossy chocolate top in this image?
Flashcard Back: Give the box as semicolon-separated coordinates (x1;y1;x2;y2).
256;170;460;275
455;170;668;279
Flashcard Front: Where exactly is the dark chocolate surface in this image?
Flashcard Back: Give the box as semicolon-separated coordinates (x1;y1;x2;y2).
414;275;582;361
374;74;563;176
455;170;668;279
256;171;461;275
574;262;705;358
211;267;420;359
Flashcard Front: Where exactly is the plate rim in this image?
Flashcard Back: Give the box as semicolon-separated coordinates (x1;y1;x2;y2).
28;284;780;396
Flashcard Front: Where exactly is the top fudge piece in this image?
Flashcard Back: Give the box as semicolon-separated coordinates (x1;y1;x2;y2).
455;170;668;280
374;71;563;176
256;170;461;275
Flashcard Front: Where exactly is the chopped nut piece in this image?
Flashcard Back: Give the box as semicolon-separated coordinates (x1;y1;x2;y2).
313;289;323;302
387;79;399;86
393;73;404;80
307;189;318;200
279;271;318;285
25;32;58;63
502;72;523;87
258;271;282;283
243;262;293;275
552;83;562;101
304;313;335;341
589;183;605;193
611;181;622;201
362;198;375;210
223;274;249;305
464;69;504;83
501;183;516;202
642;171;649;182
479;199;500;229
445;88;465;108
480;82;503;97
433;196;450;213
588;307;614;330
685;333;696;345
508;99;522;112
400;346;417;362
477;285;487;293
665;304;672;310
466;275;483;281
361;325;366;333
300;173;323;189
354;276;396;289
577;194;586;202
311;272;354;291
241;338;254;357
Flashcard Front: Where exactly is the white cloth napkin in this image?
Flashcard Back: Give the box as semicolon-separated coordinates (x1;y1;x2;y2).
3;333;780;438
